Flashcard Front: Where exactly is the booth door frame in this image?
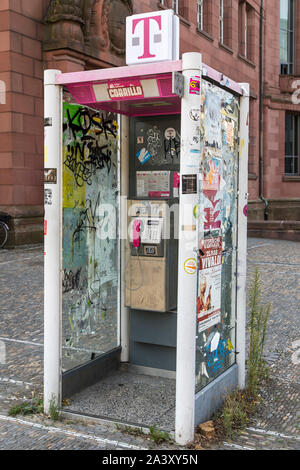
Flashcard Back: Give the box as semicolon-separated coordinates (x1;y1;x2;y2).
175;53;249;445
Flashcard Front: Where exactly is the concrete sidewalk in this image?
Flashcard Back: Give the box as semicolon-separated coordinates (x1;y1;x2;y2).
0;239;299;450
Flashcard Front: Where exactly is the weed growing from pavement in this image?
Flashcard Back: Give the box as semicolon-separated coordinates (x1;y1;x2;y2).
217;268;271;438
115;423;173;445
215;390;258;440
8;397;44;417
48;394;60;421
149;425;172;444
247;267;272;396
192;268;272;445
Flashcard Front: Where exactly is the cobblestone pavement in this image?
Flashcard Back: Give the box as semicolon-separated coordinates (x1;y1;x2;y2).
0;239;299;450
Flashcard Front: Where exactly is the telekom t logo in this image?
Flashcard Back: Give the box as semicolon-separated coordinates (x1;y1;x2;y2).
126;10;178;65
132;15;162;60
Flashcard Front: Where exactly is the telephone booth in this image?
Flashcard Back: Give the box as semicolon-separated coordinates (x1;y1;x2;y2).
44;12;249;445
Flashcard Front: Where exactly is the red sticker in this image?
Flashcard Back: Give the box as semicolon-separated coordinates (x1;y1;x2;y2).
44;220;47;236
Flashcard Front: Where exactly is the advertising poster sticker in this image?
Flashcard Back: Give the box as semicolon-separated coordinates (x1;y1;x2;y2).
205;91;221;148
203;155;222;231
197;236;222;333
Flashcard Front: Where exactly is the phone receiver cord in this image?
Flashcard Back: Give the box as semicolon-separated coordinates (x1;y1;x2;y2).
124;246;144;291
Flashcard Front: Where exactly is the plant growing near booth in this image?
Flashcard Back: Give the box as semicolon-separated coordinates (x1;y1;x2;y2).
115;423;173;445
211;268;272;440
247;268;272;396
48;394;60;421
8;398;44;417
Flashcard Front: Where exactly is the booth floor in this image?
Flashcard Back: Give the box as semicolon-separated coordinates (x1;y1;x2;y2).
64;367;176;432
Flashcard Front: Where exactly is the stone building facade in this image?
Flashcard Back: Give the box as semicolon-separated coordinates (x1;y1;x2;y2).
0;0;299;245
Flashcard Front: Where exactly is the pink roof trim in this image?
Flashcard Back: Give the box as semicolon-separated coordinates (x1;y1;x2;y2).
56;60;182;86
56;59;244;96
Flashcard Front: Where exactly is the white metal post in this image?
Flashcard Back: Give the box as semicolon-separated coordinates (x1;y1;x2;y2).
44;70;62;413
120;115;130;362
236;83;250;389
175;52;202;446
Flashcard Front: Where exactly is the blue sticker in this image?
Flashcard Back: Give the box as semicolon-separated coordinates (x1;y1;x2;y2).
136;148;151;165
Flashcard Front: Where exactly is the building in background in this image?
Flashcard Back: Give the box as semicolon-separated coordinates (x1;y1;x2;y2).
0;0;299;245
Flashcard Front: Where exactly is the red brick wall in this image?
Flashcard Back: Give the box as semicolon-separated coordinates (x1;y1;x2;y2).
0;0;299;245
0;0;49;244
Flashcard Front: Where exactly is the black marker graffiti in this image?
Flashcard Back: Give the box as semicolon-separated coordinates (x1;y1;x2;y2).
72;191;101;245
63;108;117;186
63;108;117;141
164;136;180;161
64;141;112;187
63;268;82;293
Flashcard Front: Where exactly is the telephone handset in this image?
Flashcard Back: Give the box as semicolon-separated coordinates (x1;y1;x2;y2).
132;219;142;248
130;217;163;247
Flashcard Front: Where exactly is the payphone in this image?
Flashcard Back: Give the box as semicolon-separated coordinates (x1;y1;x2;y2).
125;198;178;312
125;115;180;313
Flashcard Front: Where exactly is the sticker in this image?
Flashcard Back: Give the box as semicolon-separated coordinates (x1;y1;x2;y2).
184;258;197;275
181;225;196;232
182;174;197;195
172;71;185;97
240;138;245;156
189;107;201;121
136;148;151;165
44;188;52;205
137;136;144;144
164;128;177;140
203;157;221;192
189;76;201;95
193;205;199;219
44;168;57;184
44;117;52;127
243;205;248;217
44;220;47;236
173;172;180;198
107;79;144;100
197;236;222;333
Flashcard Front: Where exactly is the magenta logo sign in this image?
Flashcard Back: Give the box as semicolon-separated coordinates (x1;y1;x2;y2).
126;10;179;65
132;15;162;60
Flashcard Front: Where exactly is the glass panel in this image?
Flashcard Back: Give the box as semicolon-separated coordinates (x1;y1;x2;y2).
62;99;120;372
195;80;240;391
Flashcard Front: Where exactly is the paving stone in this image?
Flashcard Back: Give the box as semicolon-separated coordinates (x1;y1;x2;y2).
0;239;299;450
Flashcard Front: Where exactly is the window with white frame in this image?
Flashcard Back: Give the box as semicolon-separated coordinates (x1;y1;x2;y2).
244;5;248;57
285;113;300;175
220;0;224;43
160;0;179;14
172;0;179;14
280;0;294;74
197;0;203;30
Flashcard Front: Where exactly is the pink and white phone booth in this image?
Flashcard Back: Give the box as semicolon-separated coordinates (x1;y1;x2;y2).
44;9;249;445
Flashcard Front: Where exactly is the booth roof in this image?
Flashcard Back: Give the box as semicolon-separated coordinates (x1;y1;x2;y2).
56;60;244;117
